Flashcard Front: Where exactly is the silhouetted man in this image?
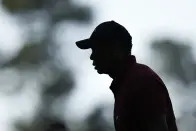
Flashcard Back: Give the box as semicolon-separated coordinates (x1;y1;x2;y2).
76;21;178;131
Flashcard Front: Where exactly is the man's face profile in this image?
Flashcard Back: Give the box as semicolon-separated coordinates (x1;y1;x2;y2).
90;41;113;74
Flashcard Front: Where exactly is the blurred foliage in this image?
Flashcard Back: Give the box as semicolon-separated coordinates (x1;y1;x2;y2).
1;43;49;68
2;0;92;23
1;0;116;130
0;0;98;131
85;105;115;131
42;71;73;98
151;39;196;86
2;0;44;11
15;116;68;131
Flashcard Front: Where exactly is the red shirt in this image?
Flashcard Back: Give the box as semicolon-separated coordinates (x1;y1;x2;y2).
110;55;178;131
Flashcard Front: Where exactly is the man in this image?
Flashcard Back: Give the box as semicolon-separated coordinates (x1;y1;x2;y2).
76;21;178;131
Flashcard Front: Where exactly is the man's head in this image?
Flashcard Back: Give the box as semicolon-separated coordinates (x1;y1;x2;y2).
76;21;132;74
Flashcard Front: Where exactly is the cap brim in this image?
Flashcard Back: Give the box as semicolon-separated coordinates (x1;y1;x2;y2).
76;39;92;49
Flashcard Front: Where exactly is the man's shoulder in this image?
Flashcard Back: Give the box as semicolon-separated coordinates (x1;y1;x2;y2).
133;63;164;82
126;63;156;81
134;63;156;77
126;63;167;92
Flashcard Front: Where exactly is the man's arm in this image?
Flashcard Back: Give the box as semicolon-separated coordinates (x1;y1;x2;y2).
134;77;169;131
139;114;169;131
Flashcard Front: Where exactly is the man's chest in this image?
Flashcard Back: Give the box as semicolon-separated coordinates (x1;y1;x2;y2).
113;85;139;131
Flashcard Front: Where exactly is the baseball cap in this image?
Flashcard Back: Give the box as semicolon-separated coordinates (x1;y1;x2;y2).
76;20;132;50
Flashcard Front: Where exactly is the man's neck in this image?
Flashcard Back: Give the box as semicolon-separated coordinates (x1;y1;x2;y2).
108;55;136;80
108;56;129;80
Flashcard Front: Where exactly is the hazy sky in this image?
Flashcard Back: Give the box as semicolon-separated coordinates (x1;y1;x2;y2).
0;0;196;130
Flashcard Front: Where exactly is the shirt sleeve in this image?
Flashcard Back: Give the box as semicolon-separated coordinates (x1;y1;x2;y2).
133;76;168;118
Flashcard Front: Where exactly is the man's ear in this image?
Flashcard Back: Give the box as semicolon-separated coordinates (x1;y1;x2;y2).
111;43;125;59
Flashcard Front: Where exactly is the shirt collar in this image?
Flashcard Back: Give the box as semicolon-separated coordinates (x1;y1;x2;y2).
109;55;137;94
